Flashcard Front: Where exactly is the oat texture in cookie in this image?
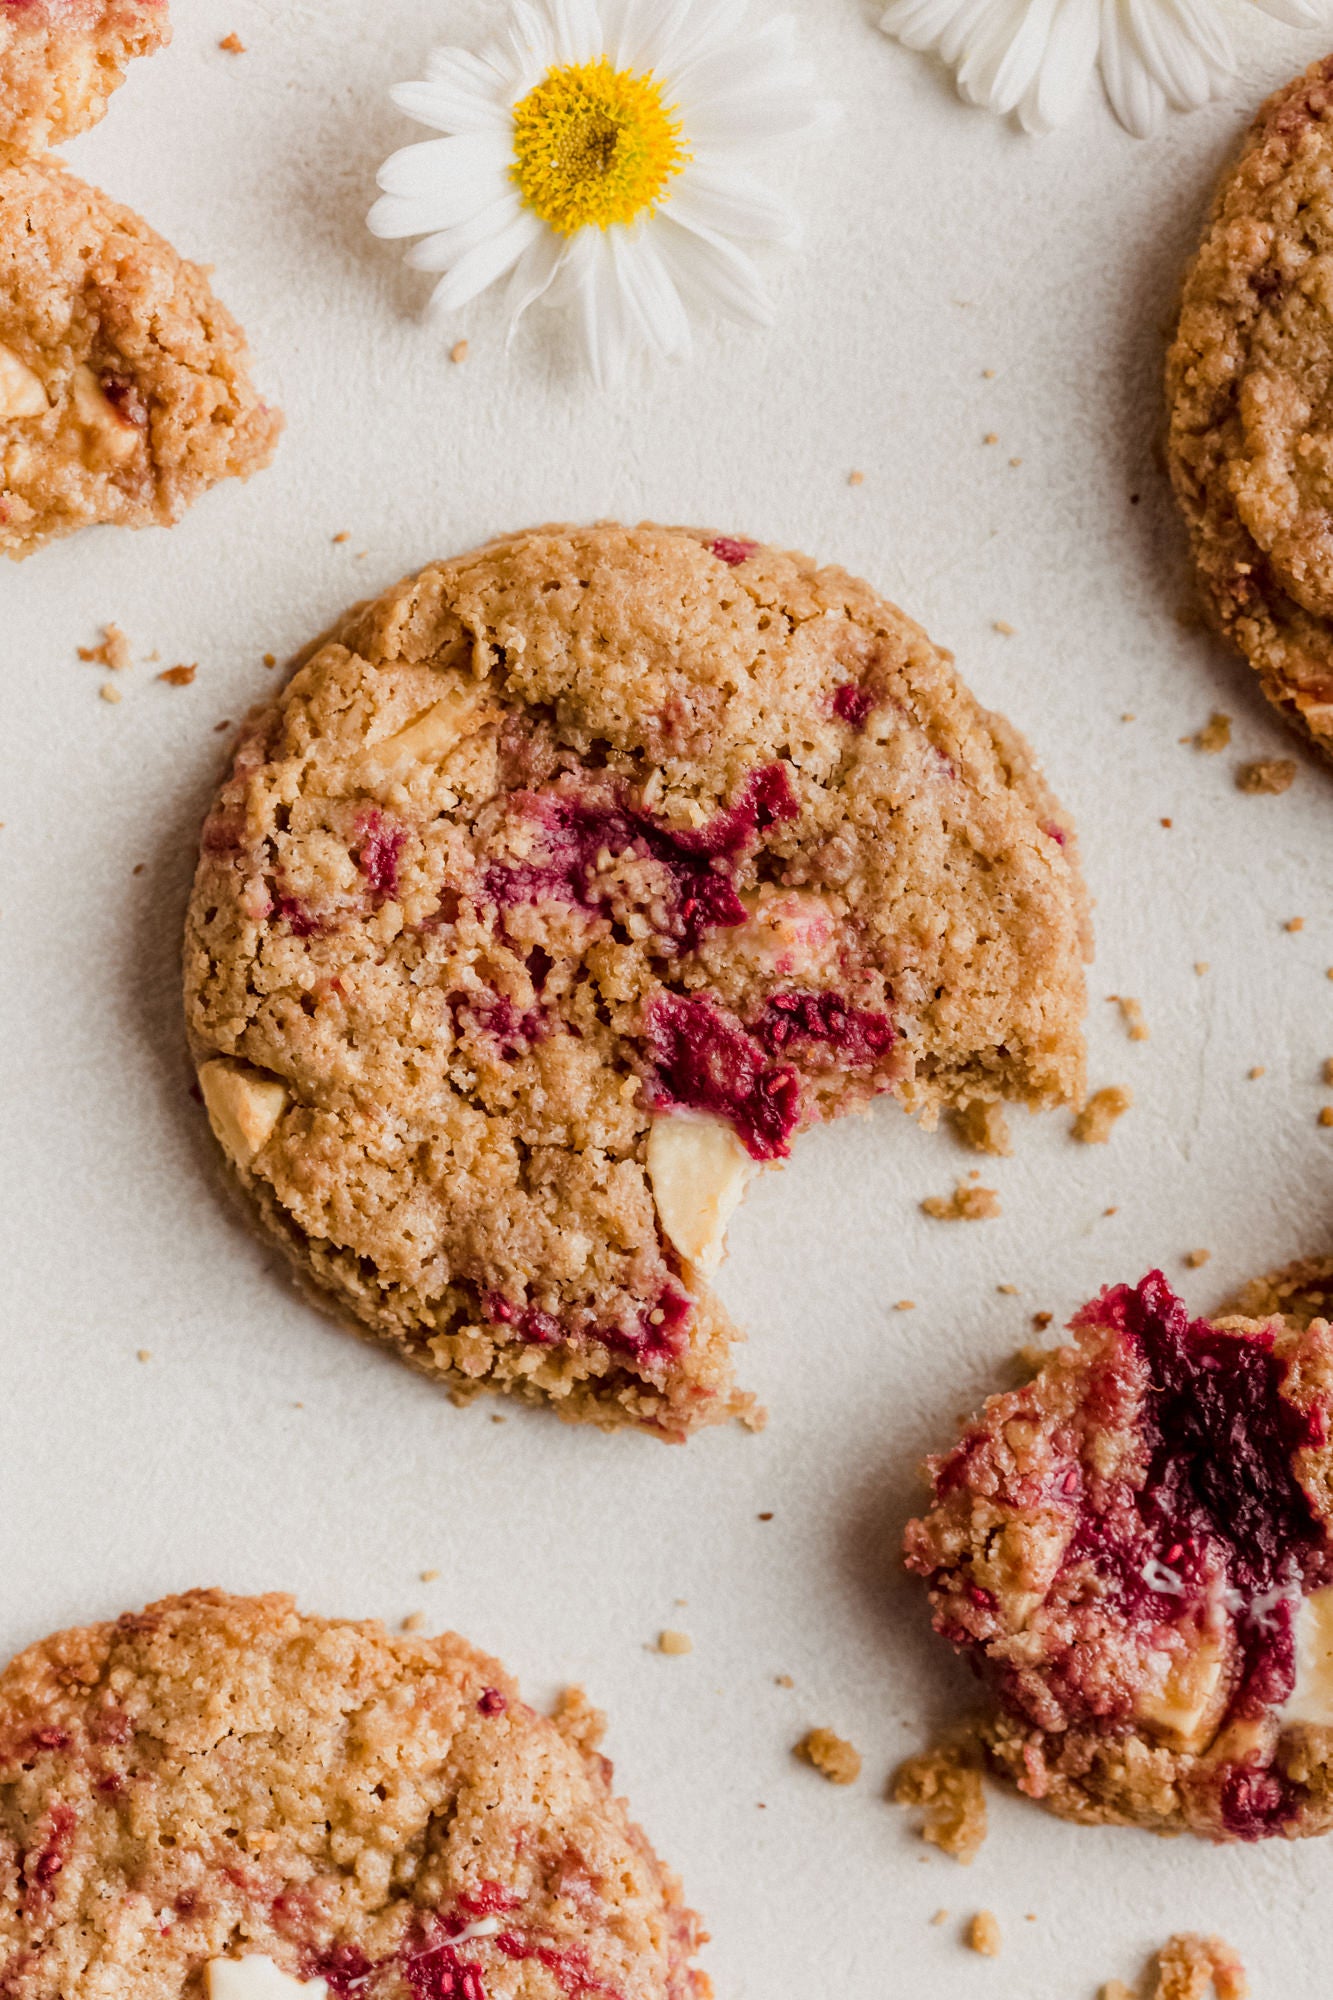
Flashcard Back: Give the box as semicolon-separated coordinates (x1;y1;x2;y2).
0;0;169;150
906;1269;1333;1839
184;523;1090;1438
0;155;280;559
1167;55;1333;762
0;1590;708;2000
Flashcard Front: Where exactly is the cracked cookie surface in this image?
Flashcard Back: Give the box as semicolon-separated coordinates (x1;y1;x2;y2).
0;1590;706;1999
184;522;1090;1438
0;0;169;151
0;155;280;558
907;1271;1333;1840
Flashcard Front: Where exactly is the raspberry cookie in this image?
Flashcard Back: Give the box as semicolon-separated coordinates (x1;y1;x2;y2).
1166;55;1333;761
184;523;1090;1438
0;1590;706;2000
0;156;280;558
0;0;169;152
906;1270;1333;1840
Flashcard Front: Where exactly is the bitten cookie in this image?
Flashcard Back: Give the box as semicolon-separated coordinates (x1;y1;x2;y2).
0;0;169;152
906;1271;1333;1841
0;155;280;558
1167;55;1333;762
184;522;1090;1439
0;1590;707;2000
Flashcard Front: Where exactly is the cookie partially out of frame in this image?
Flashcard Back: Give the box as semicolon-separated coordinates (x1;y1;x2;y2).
907;1270;1333;1841
0;1590;708;1999
0;155;280;558
184;522;1090;1438
0;0;169;152
1167;55;1333;761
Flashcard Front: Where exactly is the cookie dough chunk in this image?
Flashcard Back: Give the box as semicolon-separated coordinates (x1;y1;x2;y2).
0;1590;708;1999
1166;55;1333;761
184;523;1090;1438
0;0;169;151
0;156;280;559
906;1270;1333;1840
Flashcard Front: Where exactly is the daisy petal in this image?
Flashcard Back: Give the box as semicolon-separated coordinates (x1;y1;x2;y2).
405;194;528;271
1020;0;1100;130
653;214;775;327
1247;0;1327;24
427;211;543;315
669;161;799;244
504;229;569;333
1098;0;1168;133
610;227;694;360
372;131;513;218
391;75;513;136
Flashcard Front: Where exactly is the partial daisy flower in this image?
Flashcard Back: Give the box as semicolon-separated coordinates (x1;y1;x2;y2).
879;0;1332;137
369;0;824;385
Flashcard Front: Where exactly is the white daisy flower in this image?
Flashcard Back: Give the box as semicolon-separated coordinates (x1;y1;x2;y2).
879;0;1333;137
368;0;823;385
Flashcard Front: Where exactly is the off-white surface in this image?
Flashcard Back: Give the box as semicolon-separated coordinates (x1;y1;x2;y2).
3;3;1333;1993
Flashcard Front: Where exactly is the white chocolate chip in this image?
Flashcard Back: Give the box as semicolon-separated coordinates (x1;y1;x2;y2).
206;1959;328;2000
0;342;48;419
1279;1585;1333;1728
198;1059;288;1169
69;363;140;464
647;1112;752;1273
358;680;491;786
1137;1632;1228;1753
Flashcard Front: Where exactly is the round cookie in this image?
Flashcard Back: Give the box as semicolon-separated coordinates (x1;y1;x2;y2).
0;155;280;559
906;1270;1333;1841
0;0;169;152
1166;55;1333;761
184;522;1091;1438
0;1590;707;1999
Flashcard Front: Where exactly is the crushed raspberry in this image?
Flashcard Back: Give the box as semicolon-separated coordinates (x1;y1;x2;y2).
23;1803;75;1914
310;1944;372;1995
98;371;148;430
710;537;755;567
494;1933;609;1998
402;1937;486;2000
271;893;324;937
598;1286;693;1365
454;994;546;1057
476;1689;508;1718
26;1729;69;1754
200;810;245;855
752;990;895;1068
643;992;800;1161
519;1305;562;1345
1219;1766;1297;1839
355;809;406;901
456;1883;521;1920
1042;821;1067;847
832;683;874;730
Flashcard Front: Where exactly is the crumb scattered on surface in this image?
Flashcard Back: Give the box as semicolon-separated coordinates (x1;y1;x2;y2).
1032;1310;1053;1330
893;1739;988;1862
1160;817;1173;829
1194;712;1231;753
930;1908;949;1926
1105;1934;1248;2000
1320;1107;1333;1128
1248;1066;1266;1080
219;31;245;51
796;1727;861;1785
1285;916;1305;932
848;469;865;486
951;1099;1013;1156
992;619;1015;637
450;339;470;364
79;624;132;671
983;432;998;445
775;1673;793;1688
922;1183;1002;1222
263;652;277;668
400;1612;424;1633
657;1630;692;1656
997;1282;1018;1295
1184;1248;1211;1268
1237;757;1297;794
967;1911;1001;1958
332;531;350;544
157;664;197;686
135;1348;151;1362
894;1299;916;1311
1122;711;1136;721
757;1511;773;1521
1110;995;1150;1041
420;1569;439;1583
1073;1085;1133;1144
1195;961;1210;976
99;682;121;704
1102;1983;1136;2000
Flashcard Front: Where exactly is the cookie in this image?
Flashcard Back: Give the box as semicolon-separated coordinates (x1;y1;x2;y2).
906;1270;1333;1840
1221;1255;1333;1329
0;1590;707;1999
184;522;1091;1439
0;0;169;152
1166;55;1333;761
0;155;280;558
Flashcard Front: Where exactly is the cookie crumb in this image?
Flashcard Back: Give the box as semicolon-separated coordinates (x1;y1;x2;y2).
1131;1934;1248;2000
1319;1107;1333;1128
1032;1310;1053;1330
1160;817;1173;828
1122;712;1136;722
1285;917;1305;932
892;1739;987;1862
983;432;998;446
922;1183;1001;1222
79;623;132;671
401;1612;425;1633
1194;711;1231;753
657;1630;692;1656
930;1907;949;1926
1248;1066;1266;1080
992;619;1015;637
1110;995;1150;1042
966;1911;1001;1957
775;1673;793;1688
847;469;865;486
1183;1248;1211;1268
136;1348;151;1362
1323;1059;1333;1086
99;682;122;704
219;31;245;51
1101;1983;1136;2000
996;1282;1018;1295
420;1568;439;1582
157;664;197;686
795;1727;861;1785
450;339;470;364
1072;1085;1132;1144
1236;757;1297;795
332;531;350;544
982;367;996;378
263;652;277;668
894;1298;917;1311
951;1099;1012;1156
1195;961;1210;976
1009;455;1022;467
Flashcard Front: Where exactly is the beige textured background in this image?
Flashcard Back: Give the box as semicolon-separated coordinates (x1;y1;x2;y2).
4;1;1333;1991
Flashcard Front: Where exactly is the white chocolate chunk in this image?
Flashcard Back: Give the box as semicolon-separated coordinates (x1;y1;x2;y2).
358;681;490;785
206;1958;328;2000
1137;1633;1227;1754
199;1059;288;1169
647;1112;752;1273
1279;1585;1333;1728
0;342;48;419
69;363;139;464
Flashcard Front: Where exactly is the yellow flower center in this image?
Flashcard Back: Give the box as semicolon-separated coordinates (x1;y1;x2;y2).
511;57;688;236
